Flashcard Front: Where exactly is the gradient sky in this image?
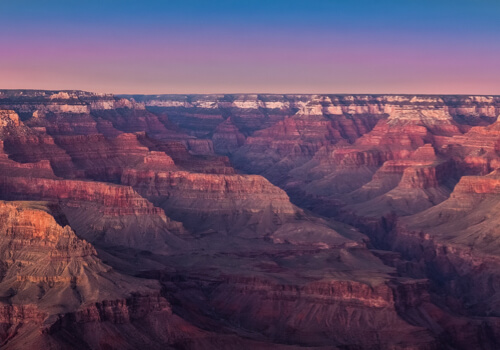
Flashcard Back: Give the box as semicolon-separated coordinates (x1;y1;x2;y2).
1;0;499;94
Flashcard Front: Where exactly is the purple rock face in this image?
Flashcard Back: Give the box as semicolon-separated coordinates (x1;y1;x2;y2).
2;91;500;349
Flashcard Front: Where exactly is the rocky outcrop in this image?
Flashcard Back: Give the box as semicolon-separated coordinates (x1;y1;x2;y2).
212;117;245;154
122;170;298;235
0;110;20;127
0;177;185;252
0;200;179;349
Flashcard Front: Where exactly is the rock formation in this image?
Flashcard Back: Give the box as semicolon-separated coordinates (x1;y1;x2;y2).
2;90;500;348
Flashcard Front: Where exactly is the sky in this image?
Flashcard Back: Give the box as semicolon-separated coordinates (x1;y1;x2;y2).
0;0;499;94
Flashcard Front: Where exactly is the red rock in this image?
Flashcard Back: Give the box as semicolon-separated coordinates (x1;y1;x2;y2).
3;91;500;348
212;117;246;154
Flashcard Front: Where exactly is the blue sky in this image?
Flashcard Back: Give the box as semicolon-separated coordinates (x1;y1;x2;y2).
1;0;499;94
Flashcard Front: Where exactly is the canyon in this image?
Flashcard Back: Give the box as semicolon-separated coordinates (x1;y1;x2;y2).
1;90;500;348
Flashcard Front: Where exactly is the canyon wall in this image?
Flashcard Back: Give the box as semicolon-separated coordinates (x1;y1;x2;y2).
1;90;500;348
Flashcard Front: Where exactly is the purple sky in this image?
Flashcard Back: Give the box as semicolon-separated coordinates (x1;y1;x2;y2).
1;0;499;94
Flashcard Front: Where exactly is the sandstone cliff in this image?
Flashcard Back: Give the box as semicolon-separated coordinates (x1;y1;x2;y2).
2;90;500;348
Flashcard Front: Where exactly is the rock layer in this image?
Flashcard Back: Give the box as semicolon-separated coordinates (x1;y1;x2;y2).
2;90;500;348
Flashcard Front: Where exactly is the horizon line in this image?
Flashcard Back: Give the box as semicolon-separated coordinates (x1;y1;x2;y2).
1;88;500;97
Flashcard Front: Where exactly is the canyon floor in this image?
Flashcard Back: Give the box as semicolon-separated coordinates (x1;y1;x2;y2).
1;90;500;349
